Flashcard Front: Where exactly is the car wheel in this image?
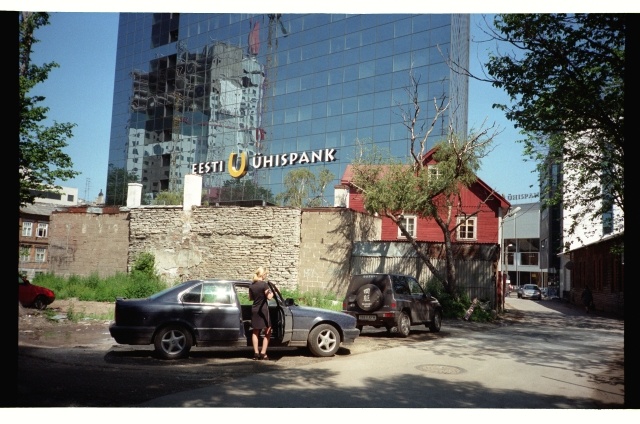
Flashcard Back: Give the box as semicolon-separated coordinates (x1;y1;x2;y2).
428;310;442;333
307;323;340;357
33;296;47;310
154;325;193;360
355;283;383;312
396;312;411;337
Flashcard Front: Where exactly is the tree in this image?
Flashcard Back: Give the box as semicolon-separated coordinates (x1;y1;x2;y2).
350;70;499;296
214;178;276;204
105;164;139;206
276;168;336;208
154;191;182;205
19;12;79;207
479;14;624;242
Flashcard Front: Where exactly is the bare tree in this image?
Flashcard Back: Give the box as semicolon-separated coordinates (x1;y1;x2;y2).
350;69;500;296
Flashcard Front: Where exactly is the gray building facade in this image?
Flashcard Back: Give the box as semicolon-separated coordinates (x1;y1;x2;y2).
501;202;542;289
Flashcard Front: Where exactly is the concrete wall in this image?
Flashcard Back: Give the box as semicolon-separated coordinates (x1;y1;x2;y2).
298;208;380;297
48;209;130;278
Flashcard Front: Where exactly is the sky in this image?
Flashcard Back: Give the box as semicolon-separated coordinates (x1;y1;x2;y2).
15;2;631;204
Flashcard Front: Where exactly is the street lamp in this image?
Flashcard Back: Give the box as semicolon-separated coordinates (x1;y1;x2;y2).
504;243;513;290
500;206;521;310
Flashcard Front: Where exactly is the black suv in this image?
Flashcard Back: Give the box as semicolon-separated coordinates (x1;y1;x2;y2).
342;273;442;337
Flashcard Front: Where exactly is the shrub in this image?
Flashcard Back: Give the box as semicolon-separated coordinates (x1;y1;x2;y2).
131;252;156;277
124;271;165;299
424;278;494;322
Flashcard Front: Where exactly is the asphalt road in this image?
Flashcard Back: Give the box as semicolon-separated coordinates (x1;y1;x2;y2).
14;296;630;415
140;297;626;408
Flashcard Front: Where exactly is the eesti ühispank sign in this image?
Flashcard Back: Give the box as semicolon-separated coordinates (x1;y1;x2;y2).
191;148;338;178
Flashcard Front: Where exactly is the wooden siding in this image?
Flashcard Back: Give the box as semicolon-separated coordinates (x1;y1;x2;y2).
568;236;624;316
349;181;504;243
351;241;499;308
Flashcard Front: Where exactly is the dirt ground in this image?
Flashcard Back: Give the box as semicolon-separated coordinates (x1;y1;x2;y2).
18;298;115;348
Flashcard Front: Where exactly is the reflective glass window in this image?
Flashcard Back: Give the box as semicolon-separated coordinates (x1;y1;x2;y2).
359;60;375;79
357;110;374;128
311;117;327;135
326;115;341;132
310;133;326;150
358;77;375;96
342;81;357;97
342;96;358;113
376;22;394;41
376;39;394;59
297;120;312;136
341;112;357;130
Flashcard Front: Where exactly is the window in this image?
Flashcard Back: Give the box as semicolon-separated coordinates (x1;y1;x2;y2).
428;164;441;179
35;248;46;263
407;277;424;296
202;282;233;304
397;215;416;238
22;221;33;237
457;217;477;240
19;245;31;262
37;223;48;238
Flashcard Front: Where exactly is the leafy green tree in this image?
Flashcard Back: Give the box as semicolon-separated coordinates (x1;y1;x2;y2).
213;178;275;204
154;191;182;205
276;168;336;208
350;70;498;296
19;12;79;207
105;164;139;206
482;14;624;242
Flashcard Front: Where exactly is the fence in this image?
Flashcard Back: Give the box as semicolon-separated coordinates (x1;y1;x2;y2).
350;241;498;308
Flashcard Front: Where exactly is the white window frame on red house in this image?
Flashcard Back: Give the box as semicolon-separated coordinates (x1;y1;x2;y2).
37;223;48;238
22;221;33;237
20;244;31;262
397;215;417;238
35;247;46;262
456;216;477;241
428;164;441;179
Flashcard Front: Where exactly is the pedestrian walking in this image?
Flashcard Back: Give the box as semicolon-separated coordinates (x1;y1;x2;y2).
581;285;593;313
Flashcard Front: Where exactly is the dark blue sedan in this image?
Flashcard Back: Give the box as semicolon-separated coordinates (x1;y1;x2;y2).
109;279;360;359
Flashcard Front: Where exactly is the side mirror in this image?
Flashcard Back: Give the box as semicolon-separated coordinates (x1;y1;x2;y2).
284;298;297;307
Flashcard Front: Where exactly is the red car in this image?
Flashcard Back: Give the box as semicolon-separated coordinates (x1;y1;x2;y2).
19;275;55;310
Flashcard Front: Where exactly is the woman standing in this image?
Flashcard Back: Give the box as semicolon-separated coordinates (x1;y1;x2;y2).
249;266;273;360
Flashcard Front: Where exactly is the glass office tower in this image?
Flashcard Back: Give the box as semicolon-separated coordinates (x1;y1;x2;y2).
107;13;469;206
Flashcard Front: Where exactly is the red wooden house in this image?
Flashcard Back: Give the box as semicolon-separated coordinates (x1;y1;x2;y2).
337;147;511;244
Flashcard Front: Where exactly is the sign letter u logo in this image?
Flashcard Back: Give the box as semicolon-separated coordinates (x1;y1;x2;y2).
228;152;248;178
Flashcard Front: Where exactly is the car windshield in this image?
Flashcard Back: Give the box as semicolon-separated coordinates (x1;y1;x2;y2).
524;285;539;290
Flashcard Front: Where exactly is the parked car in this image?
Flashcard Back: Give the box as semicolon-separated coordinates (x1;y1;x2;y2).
109;279;360;360
18;275;55;310
342;273;442;337
518;284;542;300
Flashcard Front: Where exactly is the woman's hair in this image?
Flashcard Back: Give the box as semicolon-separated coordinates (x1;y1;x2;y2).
252;266;268;282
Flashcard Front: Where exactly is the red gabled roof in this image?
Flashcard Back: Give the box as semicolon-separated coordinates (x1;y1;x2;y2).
340;145;511;213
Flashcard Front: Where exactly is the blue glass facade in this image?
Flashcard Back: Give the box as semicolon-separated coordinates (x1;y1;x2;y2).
107;13;469;205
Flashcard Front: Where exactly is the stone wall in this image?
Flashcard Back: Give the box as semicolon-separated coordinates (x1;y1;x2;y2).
46;205;379;296
128;205;302;290
48;209;130;278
